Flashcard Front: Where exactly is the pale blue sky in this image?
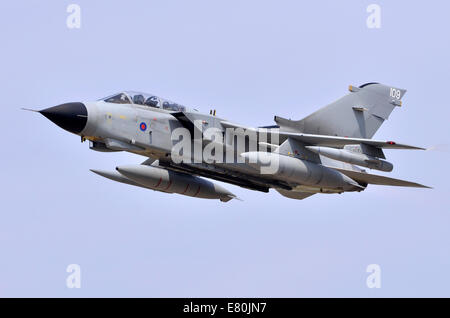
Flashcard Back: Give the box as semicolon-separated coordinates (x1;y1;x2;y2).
0;0;449;297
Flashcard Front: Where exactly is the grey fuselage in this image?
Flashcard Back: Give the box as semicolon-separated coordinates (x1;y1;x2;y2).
34;84;428;201
72;92;361;195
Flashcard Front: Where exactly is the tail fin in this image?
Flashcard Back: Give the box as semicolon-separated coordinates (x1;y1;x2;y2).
275;83;406;138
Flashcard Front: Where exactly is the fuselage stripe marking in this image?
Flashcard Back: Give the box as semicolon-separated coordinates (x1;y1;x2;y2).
182;184;190;194
194;185;201;197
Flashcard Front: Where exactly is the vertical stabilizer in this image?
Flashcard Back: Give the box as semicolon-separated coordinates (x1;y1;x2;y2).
275;83;406;138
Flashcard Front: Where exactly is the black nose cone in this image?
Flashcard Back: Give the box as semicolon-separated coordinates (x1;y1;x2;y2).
40;102;88;134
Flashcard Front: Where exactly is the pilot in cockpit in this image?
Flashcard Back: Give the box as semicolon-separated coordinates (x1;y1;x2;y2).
133;94;145;105
145;96;159;107
104;93;130;104
102;92;186;112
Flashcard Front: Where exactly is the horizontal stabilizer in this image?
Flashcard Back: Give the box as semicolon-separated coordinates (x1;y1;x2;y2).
332;168;431;188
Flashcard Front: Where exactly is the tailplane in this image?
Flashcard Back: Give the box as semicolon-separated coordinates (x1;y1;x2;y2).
332;168;431;189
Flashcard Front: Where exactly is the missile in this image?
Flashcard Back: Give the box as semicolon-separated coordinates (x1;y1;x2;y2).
304;146;393;172
241;152;364;192
113;164;237;202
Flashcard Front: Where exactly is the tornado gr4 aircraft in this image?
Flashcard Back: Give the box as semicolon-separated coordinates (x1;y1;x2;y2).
25;83;430;202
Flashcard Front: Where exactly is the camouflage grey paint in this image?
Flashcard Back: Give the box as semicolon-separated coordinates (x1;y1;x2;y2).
275;83;406;138
28;83;429;201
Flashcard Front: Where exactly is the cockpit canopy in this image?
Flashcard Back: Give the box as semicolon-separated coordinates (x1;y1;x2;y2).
101;91;187;112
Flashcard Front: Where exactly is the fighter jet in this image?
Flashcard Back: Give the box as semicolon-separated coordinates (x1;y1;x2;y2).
24;83;430;202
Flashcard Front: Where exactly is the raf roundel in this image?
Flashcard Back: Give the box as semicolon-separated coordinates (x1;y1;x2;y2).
139;122;147;132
